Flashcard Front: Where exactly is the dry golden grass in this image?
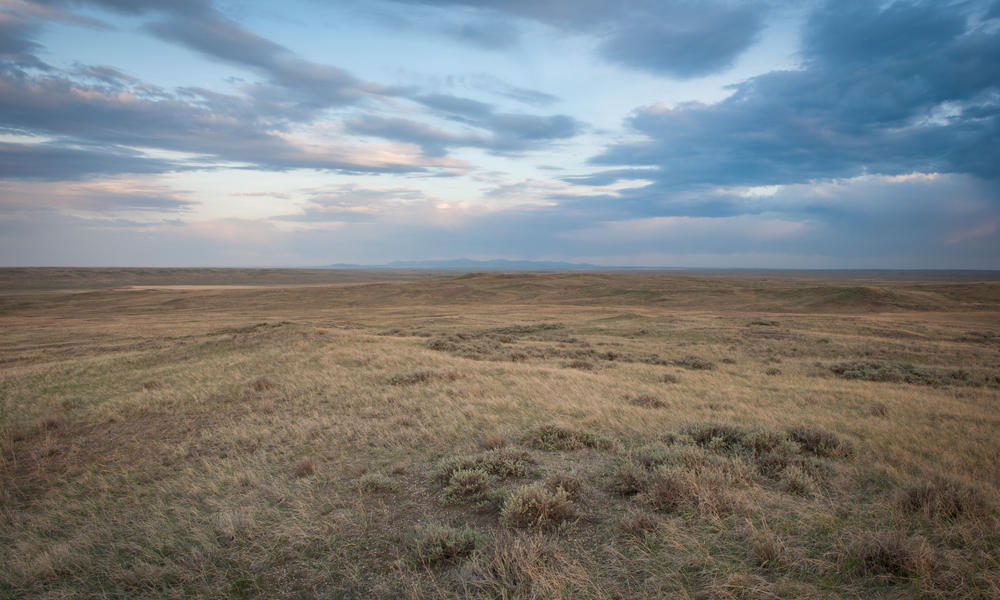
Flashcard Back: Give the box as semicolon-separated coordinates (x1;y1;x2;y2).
1;269;998;598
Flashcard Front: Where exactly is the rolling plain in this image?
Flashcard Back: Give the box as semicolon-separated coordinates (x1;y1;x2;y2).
1;268;998;599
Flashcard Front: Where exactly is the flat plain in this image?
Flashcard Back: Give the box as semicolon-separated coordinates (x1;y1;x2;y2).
1;268;998;599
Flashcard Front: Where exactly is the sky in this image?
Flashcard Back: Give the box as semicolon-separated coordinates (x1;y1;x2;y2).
0;0;998;268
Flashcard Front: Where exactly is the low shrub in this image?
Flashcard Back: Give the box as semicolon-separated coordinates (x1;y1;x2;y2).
639;468;696;513
672;355;715;370
606;460;649;496
868;403;889;417
501;483;577;529
412;523;479;566
545;472;584;499
627;394;668;409
779;465;818;497
524;424;613;451
387;370;460;386
785;426;853;458
433;447;537;484
441;468;493;505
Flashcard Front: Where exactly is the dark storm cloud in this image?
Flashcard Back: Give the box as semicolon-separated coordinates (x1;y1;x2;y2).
382;0;767;78
589;0;1000;192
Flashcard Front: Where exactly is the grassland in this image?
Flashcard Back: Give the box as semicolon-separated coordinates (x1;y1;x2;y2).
1;269;998;599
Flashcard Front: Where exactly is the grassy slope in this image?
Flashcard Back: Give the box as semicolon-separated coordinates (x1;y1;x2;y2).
1;272;998;599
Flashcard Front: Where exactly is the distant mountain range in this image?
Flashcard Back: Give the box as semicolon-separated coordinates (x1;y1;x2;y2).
323;258;644;270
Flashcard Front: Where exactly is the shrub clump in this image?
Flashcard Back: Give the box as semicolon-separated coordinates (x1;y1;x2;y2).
785;426;854;458
868;403;889;417
897;475;990;520
779;465;818;497
627;394;668;409
433;447;537;484
638;468;697;513
607;459;650;496
683;422;750;451
441;468;493;505
544;472;584;499
672;355;715;370
412;523;479;566
829;360;999;388
501;482;577;529
387;370;460;385
523;424;614;451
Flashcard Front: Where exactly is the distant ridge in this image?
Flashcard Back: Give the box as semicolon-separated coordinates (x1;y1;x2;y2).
324;258;624;270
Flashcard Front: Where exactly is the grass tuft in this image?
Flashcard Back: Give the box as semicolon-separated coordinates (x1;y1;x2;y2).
293;457;315;478
249;377;277;392
897;475;990;520
843;530;933;578
620;510;660;537
482;432;508;450
357;472;398;494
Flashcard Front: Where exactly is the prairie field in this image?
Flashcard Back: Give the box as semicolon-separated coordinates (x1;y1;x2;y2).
1;269;999;599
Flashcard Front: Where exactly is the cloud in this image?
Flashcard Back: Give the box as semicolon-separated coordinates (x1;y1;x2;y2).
0;61;454;174
443;17;520;50
381;0;767;78
2;0;579;177
0;178;197;213
348;93;583;155
597;4;763;78
0;141;185;180
274;184;433;224
589;0;1000;189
